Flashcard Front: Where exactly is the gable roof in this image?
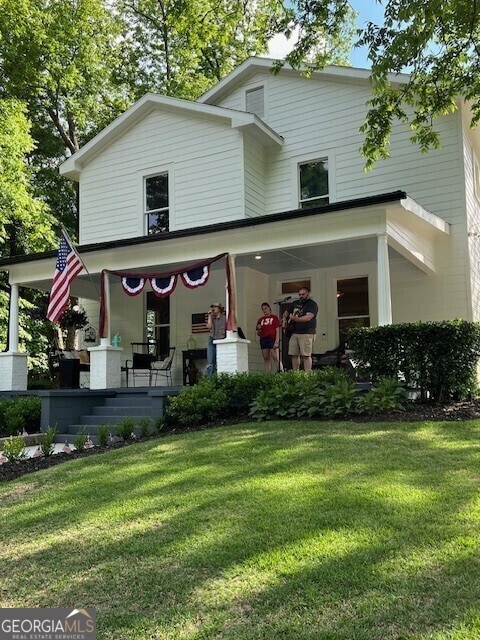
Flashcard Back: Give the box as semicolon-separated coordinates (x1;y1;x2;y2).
197;56;410;106
60;92;284;181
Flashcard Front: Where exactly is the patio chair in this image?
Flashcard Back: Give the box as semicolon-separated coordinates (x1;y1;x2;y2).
125;342;157;387
150;346;176;386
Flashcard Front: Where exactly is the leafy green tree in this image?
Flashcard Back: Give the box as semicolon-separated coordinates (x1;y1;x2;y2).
0;99;56;361
278;0;480;168
274;0;355;70
0;0;127;155
0;0;130;234
116;0;287;100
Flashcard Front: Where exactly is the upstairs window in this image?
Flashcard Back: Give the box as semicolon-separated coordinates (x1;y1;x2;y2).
474;153;480;201
299;159;329;209
145;173;169;235
245;86;265;118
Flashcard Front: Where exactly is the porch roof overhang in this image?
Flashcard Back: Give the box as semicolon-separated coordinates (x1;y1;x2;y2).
0;190;450;298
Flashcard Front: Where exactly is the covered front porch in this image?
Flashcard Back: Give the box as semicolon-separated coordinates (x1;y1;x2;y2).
0;191;450;391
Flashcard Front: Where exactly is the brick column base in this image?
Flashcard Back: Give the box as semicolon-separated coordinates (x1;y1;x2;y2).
215;336;250;374
0;352;28;391
89;345;123;389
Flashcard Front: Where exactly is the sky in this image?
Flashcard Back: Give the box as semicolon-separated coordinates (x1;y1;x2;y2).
267;0;385;70
349;0;385;68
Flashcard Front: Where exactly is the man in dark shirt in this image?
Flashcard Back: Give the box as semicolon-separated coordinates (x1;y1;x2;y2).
288;287;318;371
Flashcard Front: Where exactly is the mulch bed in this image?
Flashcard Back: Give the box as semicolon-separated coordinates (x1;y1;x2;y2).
2;401;480;484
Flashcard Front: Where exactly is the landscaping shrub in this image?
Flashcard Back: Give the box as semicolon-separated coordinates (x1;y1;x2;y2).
250;369;362;421
169;370;408;428
210;372;272;414
2;436;26;461
166;380;229;428
138;416;152;438
40;426;57;457
0;396;41;437
73;429;89;452
98;424;110;447
116;418;136;441
349;320;480;402
166;373;275;429
358;377;406;413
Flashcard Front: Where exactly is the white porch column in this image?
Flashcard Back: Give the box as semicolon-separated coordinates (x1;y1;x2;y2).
216;336;250;374
215;253;250;373
377;233;392;326
0;283;28;390
88;344;122;389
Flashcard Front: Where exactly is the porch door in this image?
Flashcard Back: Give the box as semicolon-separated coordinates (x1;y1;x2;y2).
146;292;170;358
336;277;370;348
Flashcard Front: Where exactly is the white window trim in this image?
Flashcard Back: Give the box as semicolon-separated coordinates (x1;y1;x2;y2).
473;150;480;202
242;82;268;119
290;150;336;210
137;163;174;236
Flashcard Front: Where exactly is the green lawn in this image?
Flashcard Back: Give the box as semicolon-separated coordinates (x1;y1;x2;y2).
2;420;480;639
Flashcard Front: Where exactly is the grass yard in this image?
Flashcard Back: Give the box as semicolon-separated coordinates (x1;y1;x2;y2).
2;420;480;639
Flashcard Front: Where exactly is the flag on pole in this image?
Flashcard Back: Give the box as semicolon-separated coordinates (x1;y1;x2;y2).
46;230;84;323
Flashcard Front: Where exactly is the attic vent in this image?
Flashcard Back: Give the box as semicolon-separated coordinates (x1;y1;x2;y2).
245;86;265;118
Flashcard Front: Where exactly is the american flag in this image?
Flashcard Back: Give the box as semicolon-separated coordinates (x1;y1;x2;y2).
46;230;84;323
191;312;209;333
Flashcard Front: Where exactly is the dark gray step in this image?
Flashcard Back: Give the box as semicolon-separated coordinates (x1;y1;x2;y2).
103;396;153;408
54;433;125;446
79;414;158;426
91;405;154;416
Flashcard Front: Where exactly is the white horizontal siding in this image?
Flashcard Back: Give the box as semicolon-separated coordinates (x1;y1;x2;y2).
243;133;266;217
79;110;244;244
216;69;471;323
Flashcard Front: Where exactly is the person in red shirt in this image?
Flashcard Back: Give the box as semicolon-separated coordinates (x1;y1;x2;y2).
256;302;283;373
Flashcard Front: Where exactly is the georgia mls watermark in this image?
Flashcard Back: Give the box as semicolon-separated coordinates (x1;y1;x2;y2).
0;608;96;640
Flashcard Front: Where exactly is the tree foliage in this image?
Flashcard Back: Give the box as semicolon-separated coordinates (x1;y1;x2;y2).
279;0;480;168
0;100;55;256
0;0;127;155
115;0;286;100
0;99;56;358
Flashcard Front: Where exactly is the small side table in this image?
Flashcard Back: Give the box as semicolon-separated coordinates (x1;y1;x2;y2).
182;349;207;385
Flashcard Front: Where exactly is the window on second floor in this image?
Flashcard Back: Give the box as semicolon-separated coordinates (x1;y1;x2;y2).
245;86;265;118
473;153;480;201
299;159;329;209
145;173;169;235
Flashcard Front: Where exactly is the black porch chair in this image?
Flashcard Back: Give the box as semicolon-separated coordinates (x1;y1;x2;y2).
125;342;157;387
150;346;176;386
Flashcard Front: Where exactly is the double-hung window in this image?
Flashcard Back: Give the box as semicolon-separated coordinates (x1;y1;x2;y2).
145;173;169;235
299;159;329;208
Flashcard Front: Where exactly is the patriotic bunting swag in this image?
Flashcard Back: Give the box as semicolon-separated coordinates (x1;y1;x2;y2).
100;253;235;338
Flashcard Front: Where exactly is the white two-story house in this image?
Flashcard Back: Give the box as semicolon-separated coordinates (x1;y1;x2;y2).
1;56;480;390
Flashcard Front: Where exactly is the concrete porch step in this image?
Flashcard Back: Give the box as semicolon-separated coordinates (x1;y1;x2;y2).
79;413;158;426
54;423;148;445
103;396;153;408
90;405;157;416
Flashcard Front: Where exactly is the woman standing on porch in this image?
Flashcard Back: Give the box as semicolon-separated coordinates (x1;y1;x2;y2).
256;302;283;373
206;302;226;377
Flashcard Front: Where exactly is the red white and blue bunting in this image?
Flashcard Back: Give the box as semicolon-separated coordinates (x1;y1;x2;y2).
121;276;146;296
151;275;177;297
181;265;210;289
100;253;232;338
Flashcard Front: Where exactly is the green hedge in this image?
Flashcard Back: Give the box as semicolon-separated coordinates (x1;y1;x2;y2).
166;370;406;427
165;372;272;428
349;320;480;402
0;396;42;437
